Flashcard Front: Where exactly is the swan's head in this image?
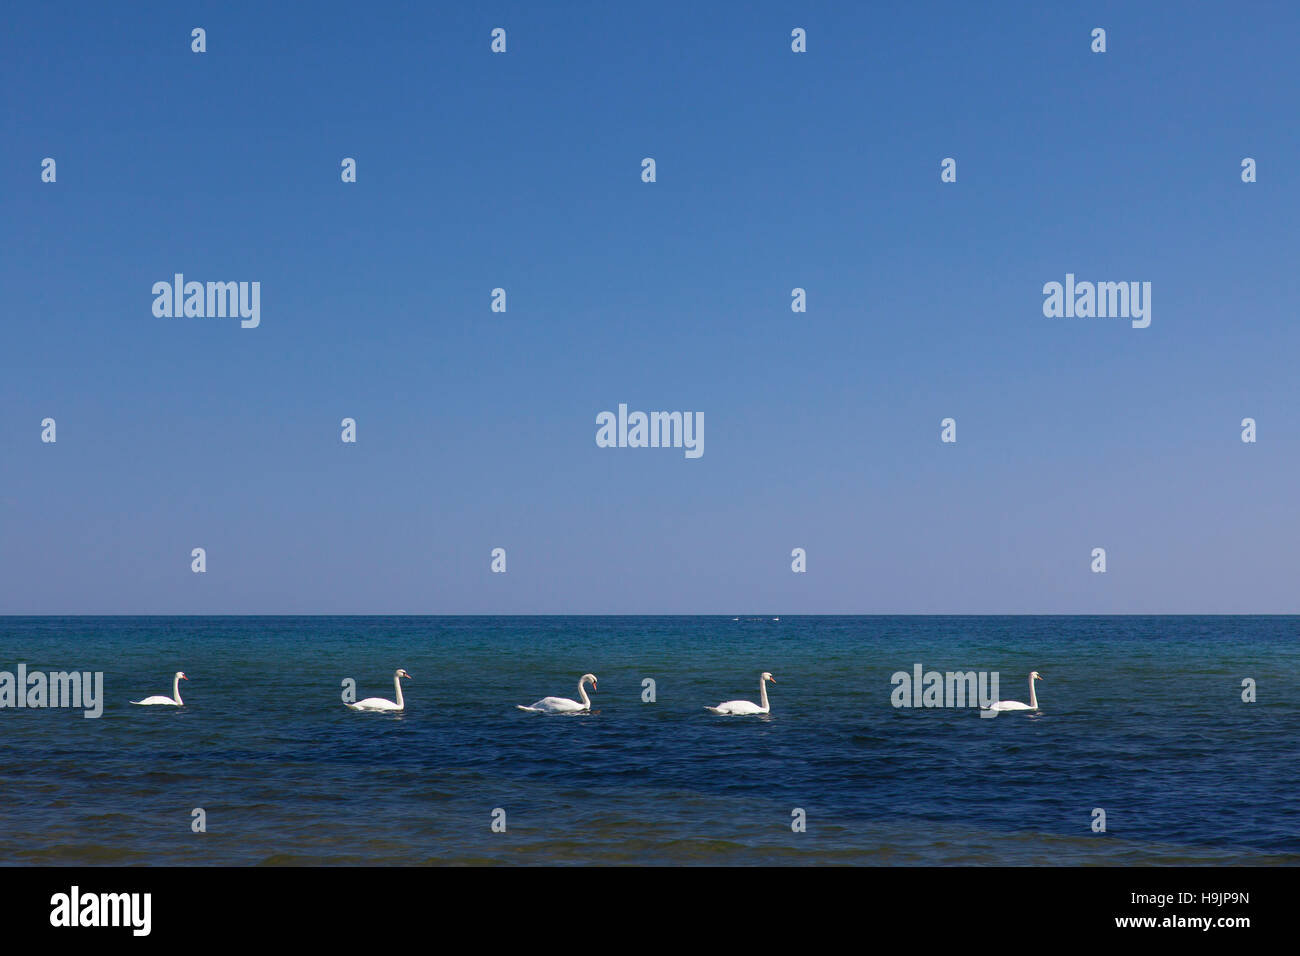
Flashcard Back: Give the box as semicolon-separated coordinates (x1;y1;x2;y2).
581;673;598;690
761;671;775;683
1030;671;1043;681
175;671;189;681
396;668;412;680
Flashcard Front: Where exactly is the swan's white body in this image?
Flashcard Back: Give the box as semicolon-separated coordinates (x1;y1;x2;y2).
132;671;188;706
347;669;411;712
984;671;1043;712
707;672;775;715
518;673;597;713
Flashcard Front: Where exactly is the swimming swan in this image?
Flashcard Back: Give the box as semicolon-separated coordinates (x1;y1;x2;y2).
706;672;775;715
517;673;597;713
984;671;1043;713
131;671;188;706
346;668;411;712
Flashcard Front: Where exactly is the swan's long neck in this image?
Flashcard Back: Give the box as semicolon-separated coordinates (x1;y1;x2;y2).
172;674;183;706
578;678;591;708
1027;675;1038;710
758;677;769;711
393;674;405;709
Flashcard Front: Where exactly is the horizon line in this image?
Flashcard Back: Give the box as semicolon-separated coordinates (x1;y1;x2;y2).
2;611;1297;618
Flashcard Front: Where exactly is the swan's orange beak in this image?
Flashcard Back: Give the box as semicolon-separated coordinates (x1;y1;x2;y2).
769;677;776;683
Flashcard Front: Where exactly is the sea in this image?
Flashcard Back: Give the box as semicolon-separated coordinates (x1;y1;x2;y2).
1;616;1296;865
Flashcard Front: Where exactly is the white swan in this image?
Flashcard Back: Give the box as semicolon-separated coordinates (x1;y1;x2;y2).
517;673;597;713
984;671;1044;712
706;672;775;715
131;671;188;706
346;669;411;712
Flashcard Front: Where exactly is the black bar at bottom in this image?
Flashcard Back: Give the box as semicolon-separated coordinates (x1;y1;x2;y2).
0;865;1272;942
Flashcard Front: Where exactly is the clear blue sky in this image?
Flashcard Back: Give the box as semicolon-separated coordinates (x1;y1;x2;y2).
3;2;1298;613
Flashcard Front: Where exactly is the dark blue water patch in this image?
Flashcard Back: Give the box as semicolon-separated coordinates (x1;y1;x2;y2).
0;616;1297;864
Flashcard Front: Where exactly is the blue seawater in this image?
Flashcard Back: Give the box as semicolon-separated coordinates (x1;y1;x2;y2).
0;616;1296;865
